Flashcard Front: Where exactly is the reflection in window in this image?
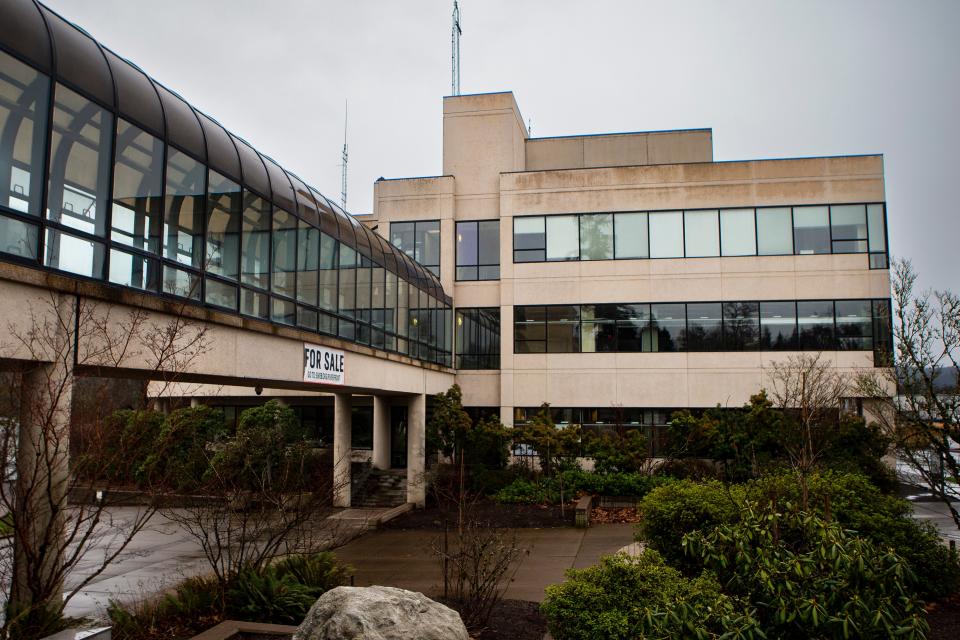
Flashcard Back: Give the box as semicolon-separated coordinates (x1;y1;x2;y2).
722;302;760;350
757;207;793;255
296;220;319;305
760;301;797;350
720;209;756;256
205;277;238;310
45;228;104;277
112;120;163;254
271;209;296;298
797;300;834;349
546;215;579;261
579;213;613;260
614;212;648;259
46;84;112;238
835;300;872;350
514;217;545;262
390;220;440;276
0;51;49;217
683;303;722;350
456;220;499;280
648;211;683;258
109;247;158;291
830;204;867;253
206;171;241;280
240;288;268;319
163;264;200;300
793;206;830;255
581;304;617;353
240;193;270;289
651;303;684;351
514;306;546;353
618;304;652;352
318;233;338;312
547;306;580;352
684;210;719;257
456;307;500;369
338;244;356;318
272;297;295;326
0;217;38;259
164;149;205;267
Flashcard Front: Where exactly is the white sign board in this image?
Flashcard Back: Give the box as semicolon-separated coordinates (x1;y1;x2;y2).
303;343;345;385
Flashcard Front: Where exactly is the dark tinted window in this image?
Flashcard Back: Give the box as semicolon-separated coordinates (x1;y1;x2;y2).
683;303;722;350
651;303;684;352
722;302;760;350
798;300;835;349
760;301;797;350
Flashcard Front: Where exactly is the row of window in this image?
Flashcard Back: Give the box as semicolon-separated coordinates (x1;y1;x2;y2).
455;307;501;369
0;49;452;365
514;299;892;360
513;206;888;267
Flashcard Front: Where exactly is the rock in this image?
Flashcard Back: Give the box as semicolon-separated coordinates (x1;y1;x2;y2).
293;585;469;640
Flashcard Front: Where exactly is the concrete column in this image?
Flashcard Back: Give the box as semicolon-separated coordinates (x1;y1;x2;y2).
372;395;390;470
406;393;427;507
333;392;352;508
11;357;73;613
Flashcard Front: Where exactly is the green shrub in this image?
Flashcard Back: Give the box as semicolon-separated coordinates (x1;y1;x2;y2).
75;409;165;485
541;551;759;640
493;478;550;504
583;428;648;474
108;575;220;640
272;552;352;595
684;504;929;639
636;479;743;568
492;472;673;505
139;405;228;492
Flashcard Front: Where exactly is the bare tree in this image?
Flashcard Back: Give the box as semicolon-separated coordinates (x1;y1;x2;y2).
857;259;960;528
0;291;209;639
768;353;850;509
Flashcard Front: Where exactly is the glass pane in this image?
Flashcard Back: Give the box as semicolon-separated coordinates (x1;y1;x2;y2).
579;213;613;260
397;279;408;338
296;220;319;305
867;204;886;252
205;277;238;310
720;208;756;256
478;265;500;279
684;210;719;257
0;51;49;216
456;266;477;280
514;248;545;262
240;288;268;319
546;215;579;261
651;303;684;351
757;207;793;255
614;212;648;259
385;271;397;334
240;193;270;289
722;301;760;350
514;217;545;251
793;206;830;255
478;220;499;266
390;221;415;258
338;244;356;317
456;221;477;267
760;301;797;350
44;228;104;277
271;209;296;298
164;149;205;267
683;302;722;350
581;305;616;352
798;300;834;349
108;248;158;291
162;264;200;299
830;204;867;241
47;84;112;236
206;170;241;279
319;233;337;311
835;300;872;350
0;216;38;259
297;306;318;331
271;297;295;325
416;220;440;270
648;211;683;258
617;304;651;352
372;266;386;321
112;120;163;254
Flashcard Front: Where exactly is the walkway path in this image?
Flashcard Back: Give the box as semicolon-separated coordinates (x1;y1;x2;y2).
332;523;636;603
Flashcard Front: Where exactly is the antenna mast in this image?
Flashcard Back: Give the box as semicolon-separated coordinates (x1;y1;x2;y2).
340;101;348;209
451;1;462;95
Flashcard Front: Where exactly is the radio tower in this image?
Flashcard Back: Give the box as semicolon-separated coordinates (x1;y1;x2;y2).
451;1;462;96
340;101;348;209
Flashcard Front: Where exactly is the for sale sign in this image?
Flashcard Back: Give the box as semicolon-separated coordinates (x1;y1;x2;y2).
303;343;345;385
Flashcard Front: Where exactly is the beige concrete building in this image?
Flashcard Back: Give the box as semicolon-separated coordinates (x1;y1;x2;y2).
370;91;891;444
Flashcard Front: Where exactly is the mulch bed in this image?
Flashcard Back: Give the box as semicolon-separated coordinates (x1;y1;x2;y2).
442;598;547;640
383;501;576;529
591;506;642;524
927;594;960;640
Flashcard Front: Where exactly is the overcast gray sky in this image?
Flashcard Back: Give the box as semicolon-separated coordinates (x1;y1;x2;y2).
43;0;959;293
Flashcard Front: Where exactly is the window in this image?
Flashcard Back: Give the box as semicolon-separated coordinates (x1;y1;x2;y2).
0;217;38;260
109;248;158;291
163;263;200;300
111;119;163;255
797;300;834;349
546;215;579;261
871;299;893;363
514;306;546;353
835;300;872;350
684;210;719;257
683;303;722;350
456;220;499;280
648;211;683;258
867;204;887;268
722;302;760;350
650;303;684;351
0;51;49;218
581;304;617;353
338;244;357;318
240;193;270;289
384;271;397;350
45;227;105;278
513;216;545;262
206;170;241;280
456;307;500;369
614;212;648;259
296;219;319;305
271;209;296;299
579;213;613;260
760;301;797;350
240;288;268;319
720;208;756;256
391;220;440;276
163;149;205;267
205;277;237;311
793;206;830;255
830;204;867;253
617;304;651;351
318;233;337;313
757;207;793;255
547;306;580;352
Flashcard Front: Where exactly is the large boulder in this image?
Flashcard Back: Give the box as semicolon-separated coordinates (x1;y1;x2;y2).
293;585;469;640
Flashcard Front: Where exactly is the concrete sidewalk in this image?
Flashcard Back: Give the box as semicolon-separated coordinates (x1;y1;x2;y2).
332;523;636;603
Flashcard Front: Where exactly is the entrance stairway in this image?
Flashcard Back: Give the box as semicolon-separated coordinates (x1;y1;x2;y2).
351;463;408;507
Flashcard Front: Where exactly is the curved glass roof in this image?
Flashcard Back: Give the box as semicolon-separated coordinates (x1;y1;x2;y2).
0;0;448;302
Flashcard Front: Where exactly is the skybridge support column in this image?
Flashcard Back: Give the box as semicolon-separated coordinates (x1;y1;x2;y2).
333;392;352;507
372;395;390;470
406;393;427;507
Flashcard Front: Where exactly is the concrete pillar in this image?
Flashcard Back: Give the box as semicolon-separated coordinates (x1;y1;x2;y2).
406;393;427;507
11;358;73;613
372;395;390;470
333;392;352;507
190;397;201;408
